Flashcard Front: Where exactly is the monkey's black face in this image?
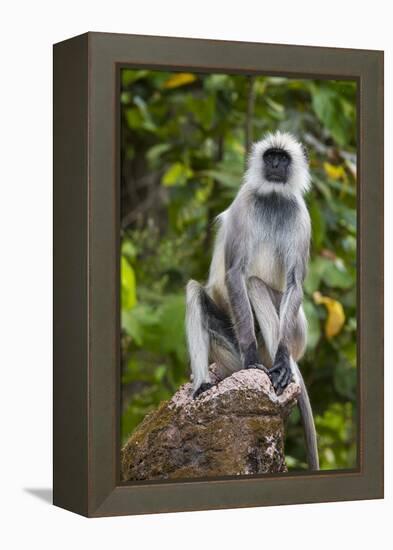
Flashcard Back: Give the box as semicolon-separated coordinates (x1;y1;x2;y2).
263;148;291;183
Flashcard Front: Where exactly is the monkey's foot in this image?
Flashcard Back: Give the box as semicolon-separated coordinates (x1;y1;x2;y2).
193;382;214;399
245;363;269;374
268;362;293;395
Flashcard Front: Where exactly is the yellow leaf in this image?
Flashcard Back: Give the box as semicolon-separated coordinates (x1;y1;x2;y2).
323;162;346;181
163;73;197;89
313;291;345;339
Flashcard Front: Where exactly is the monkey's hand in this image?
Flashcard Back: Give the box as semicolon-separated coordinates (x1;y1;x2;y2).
242;344;268;374
245;363;269;374
270;343;293;395
193;382;214;399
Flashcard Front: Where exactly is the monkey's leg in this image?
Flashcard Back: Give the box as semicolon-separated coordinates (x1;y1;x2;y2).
247;277;294;394
289;305;307;362
186;280;241;398
247;276;280;368
267;268;307;394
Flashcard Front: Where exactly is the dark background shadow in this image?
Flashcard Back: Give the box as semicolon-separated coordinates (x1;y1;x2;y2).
24;488;52;504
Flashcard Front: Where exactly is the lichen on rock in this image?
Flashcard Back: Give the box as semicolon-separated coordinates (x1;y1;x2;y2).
121;366;300;481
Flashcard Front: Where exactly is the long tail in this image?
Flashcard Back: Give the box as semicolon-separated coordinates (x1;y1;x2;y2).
292;361;319;470
186;280;211;391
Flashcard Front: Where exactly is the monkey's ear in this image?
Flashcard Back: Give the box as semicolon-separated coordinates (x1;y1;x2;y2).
301;143;309;161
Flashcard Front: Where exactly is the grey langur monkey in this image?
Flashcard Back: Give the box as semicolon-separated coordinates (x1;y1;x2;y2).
185;131;319;470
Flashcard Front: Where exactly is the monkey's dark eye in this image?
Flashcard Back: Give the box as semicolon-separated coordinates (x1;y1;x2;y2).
278;153;290;166
263;149;291;166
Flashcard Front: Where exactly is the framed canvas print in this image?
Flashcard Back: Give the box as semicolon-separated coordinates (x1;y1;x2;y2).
53;32;384;517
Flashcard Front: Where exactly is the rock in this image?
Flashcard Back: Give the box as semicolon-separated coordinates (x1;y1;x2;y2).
121;367;301;481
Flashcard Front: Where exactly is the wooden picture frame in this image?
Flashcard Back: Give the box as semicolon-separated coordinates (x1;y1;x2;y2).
53;32;384;517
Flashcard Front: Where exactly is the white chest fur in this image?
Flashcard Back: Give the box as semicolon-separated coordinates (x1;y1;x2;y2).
247;239;286;291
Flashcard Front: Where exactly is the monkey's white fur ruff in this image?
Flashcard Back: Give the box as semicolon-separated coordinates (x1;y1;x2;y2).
245;131;311;198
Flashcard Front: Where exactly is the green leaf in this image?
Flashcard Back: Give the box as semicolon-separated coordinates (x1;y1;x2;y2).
304;257;326;294
334;363;357;400
162;163;193;187
133;96;157;131
121;257;136;310
315;402;356;469
121;240;137;262
125;107;143;129
305;256;353;292
154;365;168;382
146;143;172;166
121;69;149;87
200;169;240;188
204;74;232;92
309;197;326;250
265;96;284;114
121;310;143;345
157;295;187;363
321;259;353;289
332;202;357;232
121;304;157;345
310;84;355;147
304;299;321;350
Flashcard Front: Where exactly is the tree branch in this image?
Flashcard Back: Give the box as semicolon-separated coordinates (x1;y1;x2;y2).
245;75;256;164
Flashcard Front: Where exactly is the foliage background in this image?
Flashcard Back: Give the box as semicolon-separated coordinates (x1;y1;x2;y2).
120;69;357;471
